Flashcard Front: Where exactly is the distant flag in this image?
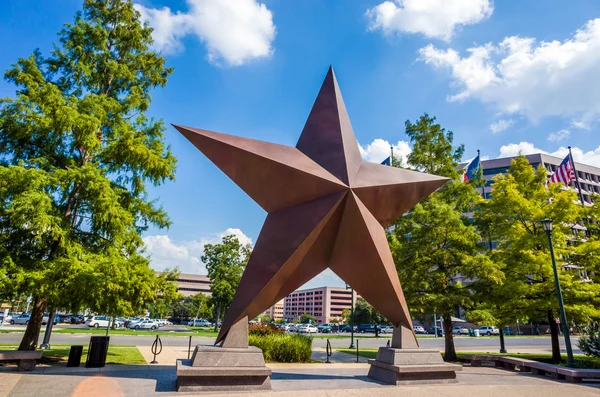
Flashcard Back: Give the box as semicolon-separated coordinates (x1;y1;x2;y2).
548;153;575;185
463;152;481;183
381;156;391;166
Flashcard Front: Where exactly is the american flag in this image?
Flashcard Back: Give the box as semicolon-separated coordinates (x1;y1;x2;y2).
549;154;575;185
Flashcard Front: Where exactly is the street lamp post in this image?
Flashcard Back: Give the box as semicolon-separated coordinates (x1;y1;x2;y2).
541;218;576;368
346;284;355;349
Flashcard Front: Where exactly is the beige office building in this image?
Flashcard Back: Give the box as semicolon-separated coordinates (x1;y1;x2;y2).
262;299;284;321
169;273;212;297
283;286;358;324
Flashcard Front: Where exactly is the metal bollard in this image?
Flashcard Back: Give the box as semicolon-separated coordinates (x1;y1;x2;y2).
188;335;192;359
151;335;162;364
356;339;359;363
325;339;332;364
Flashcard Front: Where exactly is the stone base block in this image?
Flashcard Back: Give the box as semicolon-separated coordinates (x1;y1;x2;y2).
176;345;272;392
367;347;462;385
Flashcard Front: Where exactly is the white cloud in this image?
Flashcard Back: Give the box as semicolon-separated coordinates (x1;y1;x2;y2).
498;142;544;158
497;142;600;167
547;129;570;142
135;0;276;66
143;228;253;274
419;19;600;124
367;0;493;41
358;138;411;165
489;119;513;134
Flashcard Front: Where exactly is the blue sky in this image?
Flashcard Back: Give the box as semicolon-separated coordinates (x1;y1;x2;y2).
1;0;600;287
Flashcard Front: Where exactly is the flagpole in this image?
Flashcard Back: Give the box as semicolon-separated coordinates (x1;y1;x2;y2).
390;146;394;167
478;149;486;200
568;146;586;207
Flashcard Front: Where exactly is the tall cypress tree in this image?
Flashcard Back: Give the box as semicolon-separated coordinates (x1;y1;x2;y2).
0;0;177;350
390;114;503;361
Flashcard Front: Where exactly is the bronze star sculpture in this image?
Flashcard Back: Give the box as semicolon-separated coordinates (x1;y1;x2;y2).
174;67;448;347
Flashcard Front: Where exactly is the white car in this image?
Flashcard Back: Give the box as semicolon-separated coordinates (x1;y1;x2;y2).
129;319;159;330
380;326;393;334
188;319;211;327
297;324;318;334
414;325;426;334
85;315;111;328
479;326;500;336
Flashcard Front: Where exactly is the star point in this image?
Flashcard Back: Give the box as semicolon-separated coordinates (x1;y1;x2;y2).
175;68;448;346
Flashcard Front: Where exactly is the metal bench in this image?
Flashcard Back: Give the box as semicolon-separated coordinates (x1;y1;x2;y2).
0;350;43;371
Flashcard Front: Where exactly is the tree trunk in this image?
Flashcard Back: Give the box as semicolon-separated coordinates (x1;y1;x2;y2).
18;297;46;351
213;302;221;333
547;309;561;364
499;328;507;353
442;315;457;361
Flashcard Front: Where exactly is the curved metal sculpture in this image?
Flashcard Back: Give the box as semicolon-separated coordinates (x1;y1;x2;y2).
174;67;448;347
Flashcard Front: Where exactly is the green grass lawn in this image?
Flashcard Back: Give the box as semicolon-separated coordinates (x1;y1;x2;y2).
335;348;600;369
0;345;145;365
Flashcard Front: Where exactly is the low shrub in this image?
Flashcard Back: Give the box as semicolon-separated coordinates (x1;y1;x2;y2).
249;333;312;363
579;327;600;358
248;323;283;337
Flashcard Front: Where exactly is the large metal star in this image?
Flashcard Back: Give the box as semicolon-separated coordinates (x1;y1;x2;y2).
174;67;448;346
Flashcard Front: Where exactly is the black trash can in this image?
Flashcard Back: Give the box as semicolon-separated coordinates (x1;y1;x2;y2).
67;345;83;367
86;336;110;368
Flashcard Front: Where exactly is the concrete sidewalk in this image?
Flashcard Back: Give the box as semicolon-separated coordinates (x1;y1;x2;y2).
1;364;599;397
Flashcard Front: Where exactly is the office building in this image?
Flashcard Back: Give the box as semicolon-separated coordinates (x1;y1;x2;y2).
262;299;284;321
473;153;600;203
283;286;358;324
160;273;212;297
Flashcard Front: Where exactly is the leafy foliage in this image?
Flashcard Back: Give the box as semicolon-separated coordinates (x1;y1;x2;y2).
579;326;600;358
202;234;251;330
0;0;177;350
248;323;283;336
249;334;313;363
390;114;502;361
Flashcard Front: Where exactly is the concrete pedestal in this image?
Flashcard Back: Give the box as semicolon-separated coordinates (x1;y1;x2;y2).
368;347;462;385
176;345;272;392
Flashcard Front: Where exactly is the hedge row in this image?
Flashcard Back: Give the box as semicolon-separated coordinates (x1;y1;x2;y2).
248;333;313;363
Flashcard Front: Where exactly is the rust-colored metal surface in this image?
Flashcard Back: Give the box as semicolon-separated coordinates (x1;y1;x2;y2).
173;67;449;346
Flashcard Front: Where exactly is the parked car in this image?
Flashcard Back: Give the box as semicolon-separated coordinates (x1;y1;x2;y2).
85;315;111;328
188;319;211;327
380;326;393;334
502;327;522;336
11;314;31;325
357;324;378;334
479;326;500;336
414;325;426;334
288;324;299;333
317;324;332;333
452;326;469;335
338;324;353;333
297;324;318;334
129;319;159;330
426;327;443;336
70;315;85;324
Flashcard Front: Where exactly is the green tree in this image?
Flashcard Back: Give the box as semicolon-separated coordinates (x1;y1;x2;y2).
390;114;503;361
299;313;315;324
170;293;212;323
341;308;351;324
353;298;372;324
0;0;176;350
203;235;251;332
473;156;600;361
